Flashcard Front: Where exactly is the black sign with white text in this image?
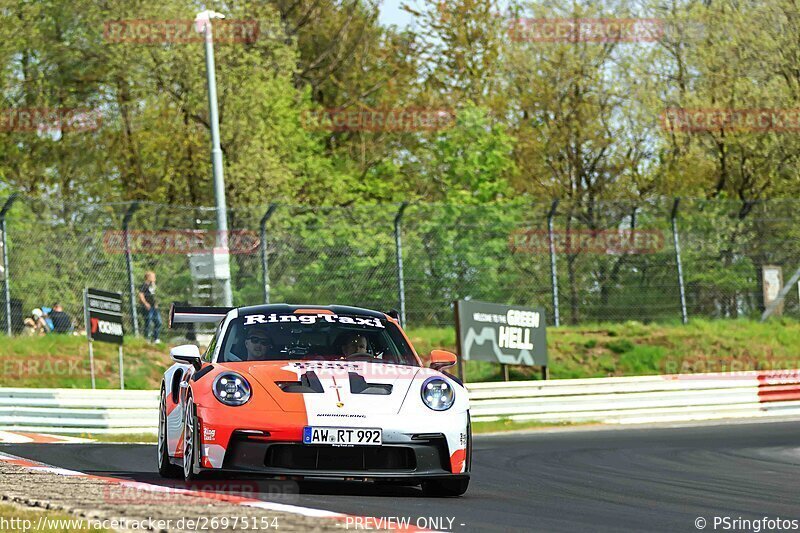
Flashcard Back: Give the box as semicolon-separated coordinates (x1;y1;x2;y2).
85;288;124;344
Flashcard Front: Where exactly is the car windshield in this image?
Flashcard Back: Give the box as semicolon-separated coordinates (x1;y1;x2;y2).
218;312;418;365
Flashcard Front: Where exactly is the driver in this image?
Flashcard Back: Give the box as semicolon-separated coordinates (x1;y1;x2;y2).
244;329;274;361
340;332;369;357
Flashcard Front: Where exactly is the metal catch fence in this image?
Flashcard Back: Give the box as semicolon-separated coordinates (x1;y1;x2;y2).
1;195;798;336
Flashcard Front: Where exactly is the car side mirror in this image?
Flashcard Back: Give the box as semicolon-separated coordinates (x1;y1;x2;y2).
171;344;202;370
430;350;457;371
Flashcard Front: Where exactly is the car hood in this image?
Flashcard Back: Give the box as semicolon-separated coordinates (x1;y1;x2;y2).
244;360;423;415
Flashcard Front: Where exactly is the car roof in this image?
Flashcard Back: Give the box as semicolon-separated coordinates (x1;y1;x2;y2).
235;304;387;320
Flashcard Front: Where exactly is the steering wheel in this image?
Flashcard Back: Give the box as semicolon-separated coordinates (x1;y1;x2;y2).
345;352;376;361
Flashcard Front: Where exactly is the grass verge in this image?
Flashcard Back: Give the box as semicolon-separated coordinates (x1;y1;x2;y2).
471;419;594;434
2;318;800;388
0;335;167;389
74;433;157;443
409;318;800;381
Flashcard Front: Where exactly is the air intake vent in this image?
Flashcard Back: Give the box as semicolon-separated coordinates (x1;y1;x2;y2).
349;372;392;395
276;371;323;393
265;444;416;471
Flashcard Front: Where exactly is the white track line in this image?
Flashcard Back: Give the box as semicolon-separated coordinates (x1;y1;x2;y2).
0;431;33;443
0;431;92;444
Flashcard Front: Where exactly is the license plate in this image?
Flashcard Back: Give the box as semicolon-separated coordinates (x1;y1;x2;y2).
302;426;382;446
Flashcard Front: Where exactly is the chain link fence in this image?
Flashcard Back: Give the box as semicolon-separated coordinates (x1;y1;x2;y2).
1;194;798;337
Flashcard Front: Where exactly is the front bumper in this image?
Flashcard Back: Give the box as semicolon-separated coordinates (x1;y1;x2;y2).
211;431;460;480
195;408;470;479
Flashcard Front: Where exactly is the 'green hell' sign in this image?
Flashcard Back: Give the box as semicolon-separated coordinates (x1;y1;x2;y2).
455;300;547;367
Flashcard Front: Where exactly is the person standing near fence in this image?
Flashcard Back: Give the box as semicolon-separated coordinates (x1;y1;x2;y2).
49;303;73;333
138;271;162;343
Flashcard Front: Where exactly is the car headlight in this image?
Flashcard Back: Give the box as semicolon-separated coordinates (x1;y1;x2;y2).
213;372;252;406
421;377;455;411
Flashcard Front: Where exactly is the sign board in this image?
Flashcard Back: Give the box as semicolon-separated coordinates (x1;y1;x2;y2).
762;265;783;316
85;288;124;344
455;300;547;367
189;252;231;280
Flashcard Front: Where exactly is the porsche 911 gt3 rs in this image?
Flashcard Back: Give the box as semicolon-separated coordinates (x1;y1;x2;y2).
158;304;471;496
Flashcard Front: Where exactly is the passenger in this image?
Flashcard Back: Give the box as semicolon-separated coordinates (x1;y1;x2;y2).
340;332;369;357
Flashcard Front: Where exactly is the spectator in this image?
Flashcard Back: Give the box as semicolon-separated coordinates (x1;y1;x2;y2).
138;271;161;343
49;303;73;334
23;308;49;335
41;306;55;331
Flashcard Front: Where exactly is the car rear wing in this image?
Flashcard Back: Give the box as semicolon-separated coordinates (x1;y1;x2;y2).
169;304;234;328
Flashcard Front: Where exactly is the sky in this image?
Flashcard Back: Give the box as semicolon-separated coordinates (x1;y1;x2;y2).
378;0;417;28
377;0;515;28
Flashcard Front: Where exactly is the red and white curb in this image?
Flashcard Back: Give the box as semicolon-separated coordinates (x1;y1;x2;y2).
0;431;92;444
0;451;431;531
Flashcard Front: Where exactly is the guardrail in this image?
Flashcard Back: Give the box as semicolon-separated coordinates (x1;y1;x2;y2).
0;388;158;434
1;371;799;434
468;371;800;424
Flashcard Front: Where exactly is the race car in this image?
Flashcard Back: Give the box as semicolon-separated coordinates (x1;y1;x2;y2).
158;304;471;497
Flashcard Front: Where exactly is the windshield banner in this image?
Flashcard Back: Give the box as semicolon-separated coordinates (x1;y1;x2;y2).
243;313;385;328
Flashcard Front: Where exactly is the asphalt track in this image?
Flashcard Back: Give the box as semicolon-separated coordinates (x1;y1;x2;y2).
3;420;800;532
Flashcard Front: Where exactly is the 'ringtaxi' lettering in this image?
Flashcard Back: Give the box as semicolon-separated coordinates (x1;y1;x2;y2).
244;313;384;328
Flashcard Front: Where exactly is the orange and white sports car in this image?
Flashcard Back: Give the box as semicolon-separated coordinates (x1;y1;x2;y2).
158;304;471;496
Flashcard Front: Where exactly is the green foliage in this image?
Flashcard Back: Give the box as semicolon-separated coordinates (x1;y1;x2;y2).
4;0;800;330
3;0;800;206
418;104;516;203
606;339;634;354
618;346;666;375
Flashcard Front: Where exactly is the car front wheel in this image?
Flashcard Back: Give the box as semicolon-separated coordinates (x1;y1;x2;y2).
157;388;181;478
183;394;200;482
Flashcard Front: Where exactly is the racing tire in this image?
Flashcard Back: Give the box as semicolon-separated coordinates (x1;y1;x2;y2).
182;393;201;482
421;477;469;497
157;387;182;478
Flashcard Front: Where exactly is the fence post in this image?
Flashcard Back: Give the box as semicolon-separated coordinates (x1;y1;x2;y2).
260;204;278;304
547;200;560;327
394;202;409;326
123;202;140;336
671;198;688;324
1;194;19;336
